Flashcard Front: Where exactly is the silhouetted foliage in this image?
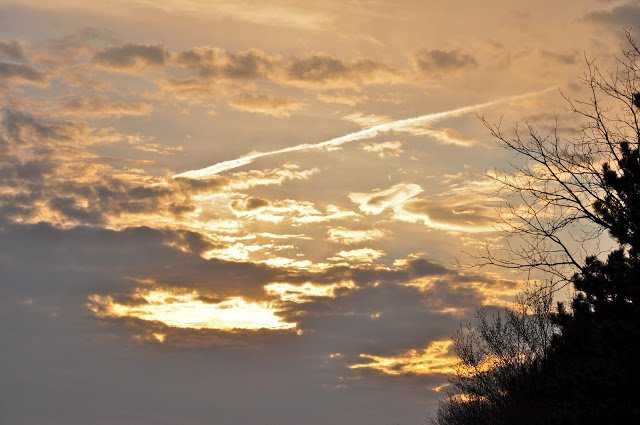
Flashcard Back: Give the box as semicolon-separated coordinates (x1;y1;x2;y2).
433;293;556;425
433;31;640;424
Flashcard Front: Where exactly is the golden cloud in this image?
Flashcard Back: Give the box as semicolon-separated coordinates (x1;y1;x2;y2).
349;183;423;215
330;248;385;263
228;93;304;117
88;288;296;331
325;227;387;245
349;339;458;376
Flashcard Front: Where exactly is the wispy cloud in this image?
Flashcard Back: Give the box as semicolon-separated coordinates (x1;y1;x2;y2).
175;88;554;179
228;93;304;117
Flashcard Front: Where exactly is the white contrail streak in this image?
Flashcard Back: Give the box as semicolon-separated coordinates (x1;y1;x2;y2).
174;87;554;179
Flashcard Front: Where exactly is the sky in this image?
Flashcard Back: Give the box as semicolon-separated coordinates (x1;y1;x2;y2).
0;1;636;424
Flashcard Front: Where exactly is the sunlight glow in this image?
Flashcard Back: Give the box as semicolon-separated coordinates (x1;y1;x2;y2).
88;289;296;330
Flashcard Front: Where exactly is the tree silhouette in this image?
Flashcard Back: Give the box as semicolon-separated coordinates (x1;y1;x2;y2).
433;293;556;425
432;31;640;424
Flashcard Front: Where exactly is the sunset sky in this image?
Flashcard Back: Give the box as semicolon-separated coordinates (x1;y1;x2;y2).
0;1;636;424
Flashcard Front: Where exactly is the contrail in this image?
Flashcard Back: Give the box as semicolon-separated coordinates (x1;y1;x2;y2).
174;87;554;179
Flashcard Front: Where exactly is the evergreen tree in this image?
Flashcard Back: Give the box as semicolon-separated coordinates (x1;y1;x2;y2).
433;33;640;424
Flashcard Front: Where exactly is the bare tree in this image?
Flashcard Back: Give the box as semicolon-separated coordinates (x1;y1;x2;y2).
474;30;640;289
433;30;640;425
432;292;556;425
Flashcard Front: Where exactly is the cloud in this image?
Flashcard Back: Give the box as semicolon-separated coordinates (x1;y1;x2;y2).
0;40;27;61
401;197;496;233
210;163;319;191
349;183;423;215
0;222;276;297
228;93;304;117
92;43;169;70
326;227;387;245
0;62;46;84
2;34;391;100
157;78;218;101
0;216;521;417
264;281;356;303
582;2;640;29
360;140;403;157
1;219;514;339
0;14;570;425
330;248;386;263
413;49;478;78
59;93;154;117
316;91;365;106
35;27;116;69
131;142;183;155
0;108;194;226
174;46;401;89
349;339;457;377
0;218;495;423
228;196;271;212
398;126;478;146
405;270;521;310
89;288;297;331
1;107;321;233
283;54;401;88
347;178;501;233
175;88;553;178
227;196;357;225
1;108;112;149
175;47;273;79
342;112;390;127
0;219;480;328
397;176;502;233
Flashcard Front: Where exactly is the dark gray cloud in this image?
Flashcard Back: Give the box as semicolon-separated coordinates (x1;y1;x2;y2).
0;62;45;84
0;219;482;424
283;54;401;86
0;40;26;61
413;48;478;78
284;282;471;348
2;109;84;145
92;43;169;69
0;222;276;298
174;46;400;88
2;31;402;99
176;47;273;79
582;2;640;29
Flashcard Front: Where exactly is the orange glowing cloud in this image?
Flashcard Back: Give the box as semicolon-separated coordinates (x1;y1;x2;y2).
349;339;458;376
